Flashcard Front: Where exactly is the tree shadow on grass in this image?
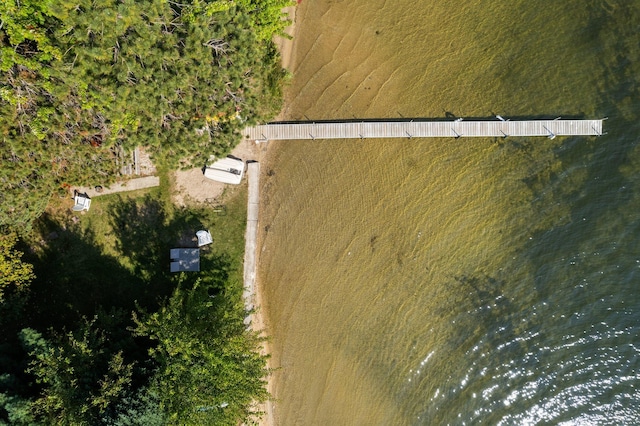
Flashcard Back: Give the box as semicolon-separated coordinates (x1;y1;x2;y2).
108;195;201;283
107;194;235;298
108;195;174;286
22;195;202;333
22;213;170;333
16;194;242;341
1;189;254;423
2;210;171;422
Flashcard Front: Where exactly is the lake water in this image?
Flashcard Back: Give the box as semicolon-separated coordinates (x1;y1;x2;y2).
257;1;640;424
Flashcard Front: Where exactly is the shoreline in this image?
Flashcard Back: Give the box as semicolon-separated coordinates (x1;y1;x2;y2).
274;5;298;75
250;5;299;426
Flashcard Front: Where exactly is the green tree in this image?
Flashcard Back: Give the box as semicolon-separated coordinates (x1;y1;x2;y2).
23;320;136;425
1;0;290;229
0;392;35;426
182;0;294;41
0;232;34;302
134;278;269;425
0;0;62;70
105;388;166;426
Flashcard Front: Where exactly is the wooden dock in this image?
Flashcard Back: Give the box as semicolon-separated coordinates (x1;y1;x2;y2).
244;119;604;141
243;162;260;326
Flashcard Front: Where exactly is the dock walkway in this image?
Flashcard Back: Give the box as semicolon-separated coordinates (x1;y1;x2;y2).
242;162;260;325
245;119;604;141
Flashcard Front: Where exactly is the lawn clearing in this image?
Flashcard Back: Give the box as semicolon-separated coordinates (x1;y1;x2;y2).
24;174;249;330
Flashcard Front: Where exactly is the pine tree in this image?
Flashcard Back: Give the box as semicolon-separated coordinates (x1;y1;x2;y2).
1;0;290;229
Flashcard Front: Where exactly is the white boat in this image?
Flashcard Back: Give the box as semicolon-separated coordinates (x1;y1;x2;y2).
203;156;245;184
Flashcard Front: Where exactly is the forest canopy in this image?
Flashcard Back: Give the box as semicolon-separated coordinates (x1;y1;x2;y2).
1;0;290;423
0;0;290;229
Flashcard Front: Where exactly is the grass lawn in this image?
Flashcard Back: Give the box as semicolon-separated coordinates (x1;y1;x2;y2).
22;171;248;331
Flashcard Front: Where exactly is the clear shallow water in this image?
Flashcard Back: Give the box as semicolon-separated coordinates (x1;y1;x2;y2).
259;1;640;424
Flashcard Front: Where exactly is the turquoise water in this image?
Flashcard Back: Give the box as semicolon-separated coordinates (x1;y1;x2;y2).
259;1;640;424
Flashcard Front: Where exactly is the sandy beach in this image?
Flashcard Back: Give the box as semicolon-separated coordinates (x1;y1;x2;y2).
274;6;298;73
171;7;298;423
173;4;298;208
249;5;299;426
